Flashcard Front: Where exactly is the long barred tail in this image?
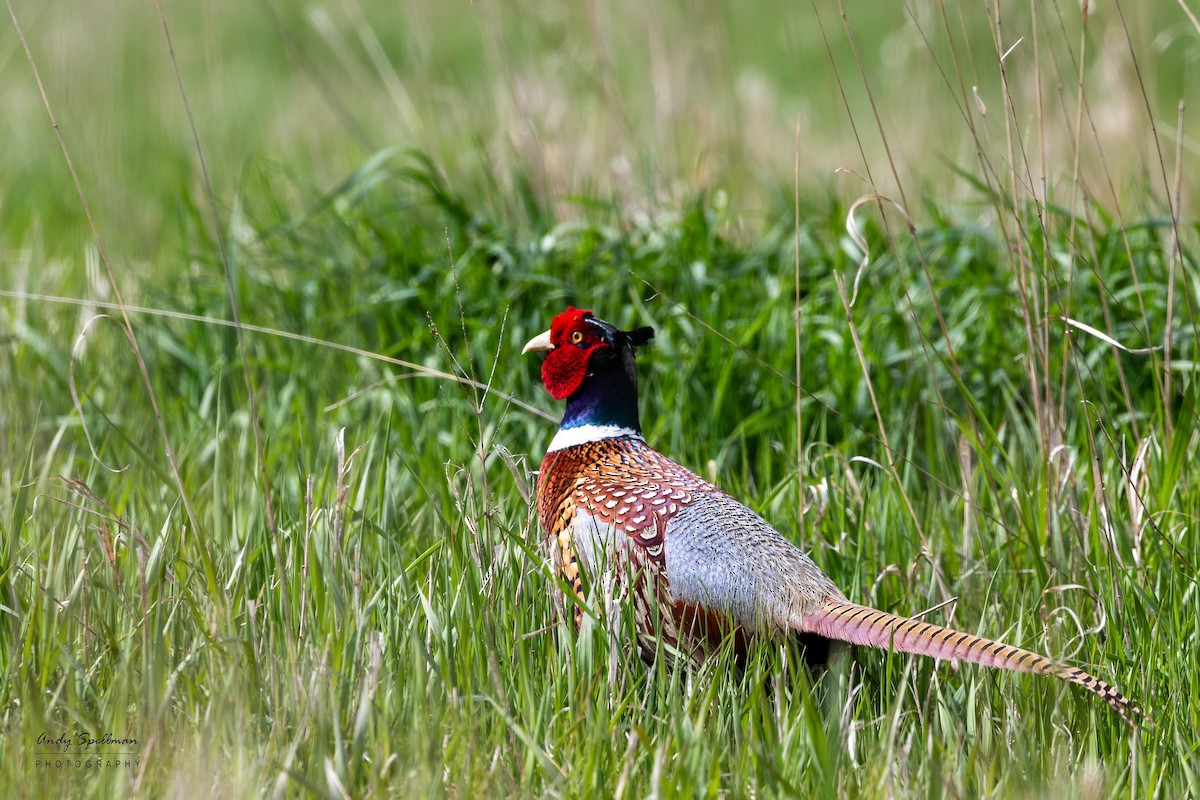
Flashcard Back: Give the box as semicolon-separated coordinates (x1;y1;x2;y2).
804;599;1143;727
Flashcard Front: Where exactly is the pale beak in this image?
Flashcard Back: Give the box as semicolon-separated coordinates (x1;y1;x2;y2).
521;330;554;354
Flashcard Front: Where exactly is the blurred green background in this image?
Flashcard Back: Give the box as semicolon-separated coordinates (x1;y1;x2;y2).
3;0;1196;262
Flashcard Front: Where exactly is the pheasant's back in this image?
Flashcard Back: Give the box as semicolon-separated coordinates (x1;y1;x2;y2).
536;435;843;657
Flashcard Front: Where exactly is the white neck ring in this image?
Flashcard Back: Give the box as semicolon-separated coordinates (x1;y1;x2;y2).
546;424;643;452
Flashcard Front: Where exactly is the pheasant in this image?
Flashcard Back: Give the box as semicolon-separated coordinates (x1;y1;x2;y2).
523;306;1141;726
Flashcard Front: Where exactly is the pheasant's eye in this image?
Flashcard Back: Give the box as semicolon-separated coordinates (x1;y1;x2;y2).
570;330;585;345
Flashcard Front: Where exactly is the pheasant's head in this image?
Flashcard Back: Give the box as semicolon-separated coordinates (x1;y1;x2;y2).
522;307;654;400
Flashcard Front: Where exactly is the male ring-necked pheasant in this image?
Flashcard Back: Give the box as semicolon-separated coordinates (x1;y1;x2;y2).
523;306;1140;726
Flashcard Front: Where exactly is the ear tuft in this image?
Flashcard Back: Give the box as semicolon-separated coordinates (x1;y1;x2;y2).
625;326;655;348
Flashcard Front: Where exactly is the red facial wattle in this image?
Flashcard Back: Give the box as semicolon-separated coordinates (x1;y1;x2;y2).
541;342;601;399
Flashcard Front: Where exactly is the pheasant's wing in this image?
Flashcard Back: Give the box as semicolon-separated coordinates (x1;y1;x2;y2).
660;491;845;629
566;438;716;561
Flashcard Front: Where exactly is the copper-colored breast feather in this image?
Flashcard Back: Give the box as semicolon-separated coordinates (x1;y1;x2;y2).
539;437;717;561
536;436;740;654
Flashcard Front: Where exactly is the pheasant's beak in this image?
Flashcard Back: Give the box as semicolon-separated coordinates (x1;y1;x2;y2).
521;330;554;354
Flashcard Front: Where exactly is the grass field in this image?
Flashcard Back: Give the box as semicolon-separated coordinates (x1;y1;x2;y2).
2;0;1199;797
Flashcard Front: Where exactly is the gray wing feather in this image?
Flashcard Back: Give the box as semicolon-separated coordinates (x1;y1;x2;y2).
663;492;844;631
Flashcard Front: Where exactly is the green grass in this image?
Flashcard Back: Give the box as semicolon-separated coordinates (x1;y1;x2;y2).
2;1;1200;797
